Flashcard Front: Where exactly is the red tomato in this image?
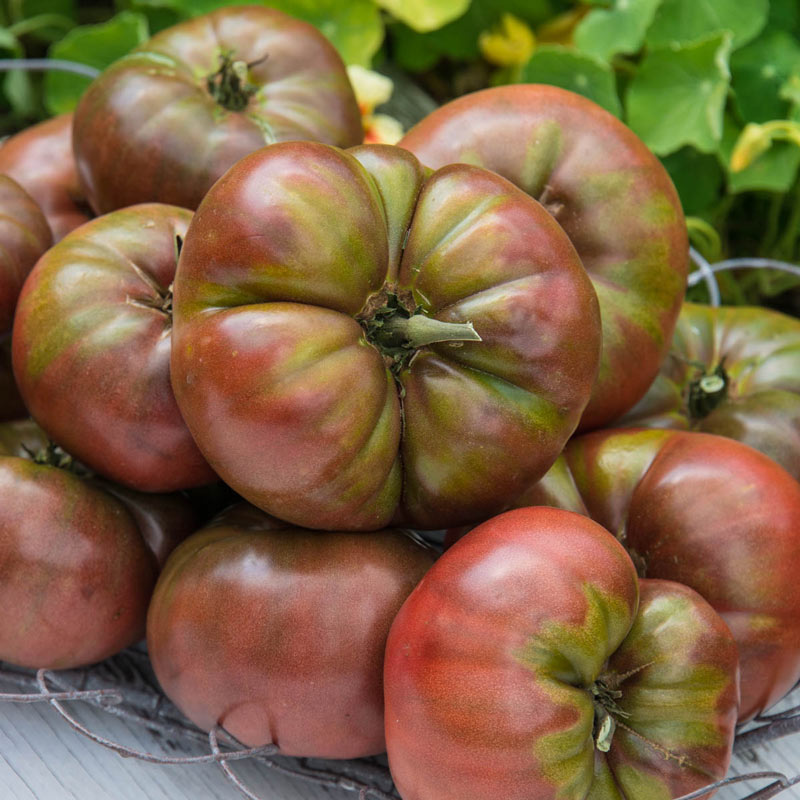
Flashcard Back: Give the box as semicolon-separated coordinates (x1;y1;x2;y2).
399;85;688;430
147;504;435;757
12;203;215;492
385;507;739;800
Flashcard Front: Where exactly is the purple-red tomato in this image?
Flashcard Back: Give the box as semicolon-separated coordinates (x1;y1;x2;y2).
0;113;90;241
73;6;363;213
147;503;435;757
12;203;215;492
0;419;197;668
0;174;51;332
171;142;601;530
399;85;689;430
509;428;800;721
617;302;800;480
385;507;739;800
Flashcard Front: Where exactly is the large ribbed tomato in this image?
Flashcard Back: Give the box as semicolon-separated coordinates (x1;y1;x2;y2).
73;6;362;213
0;419;196;669
617;302;800;480
171;142;601;531
385;507;739;800
399;85;689;430
0;113;90;241
147;504;435;757
12;204;215;492
511;428;800;721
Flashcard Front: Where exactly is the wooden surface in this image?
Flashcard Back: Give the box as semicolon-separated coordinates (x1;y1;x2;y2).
0;672;798;800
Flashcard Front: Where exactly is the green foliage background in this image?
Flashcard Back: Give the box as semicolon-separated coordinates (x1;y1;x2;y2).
2;0;800;309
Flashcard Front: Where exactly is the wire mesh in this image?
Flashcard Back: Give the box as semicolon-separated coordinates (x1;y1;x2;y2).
0;643;798;800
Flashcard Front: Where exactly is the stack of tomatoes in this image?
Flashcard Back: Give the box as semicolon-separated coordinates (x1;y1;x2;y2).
1;7;799;800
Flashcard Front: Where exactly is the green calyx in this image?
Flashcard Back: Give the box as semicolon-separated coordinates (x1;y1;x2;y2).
23;441;91;477
687;360;728;420
360;291;481;374
206;51;264;112
591;676;631;753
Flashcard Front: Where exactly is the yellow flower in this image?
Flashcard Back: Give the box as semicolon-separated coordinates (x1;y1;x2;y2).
347;65;404;145
478;13;536;67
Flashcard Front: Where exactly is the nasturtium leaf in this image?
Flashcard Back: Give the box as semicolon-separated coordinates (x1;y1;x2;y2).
645;0;768;50
731;28;800;124
573;0;663;62
519;46;621;116
375;0;469;34
44;11;148;115
768;0;800;35
625;32;732;155
660;147;724;215
20;0;75;18
720;114;800;194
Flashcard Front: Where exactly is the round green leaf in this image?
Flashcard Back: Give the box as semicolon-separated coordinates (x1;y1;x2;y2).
44;11;149;115
645;0;768;50
731;28;800;123
519;46;621;117
574;0;663;62
625;32;732;156
660;147;723;214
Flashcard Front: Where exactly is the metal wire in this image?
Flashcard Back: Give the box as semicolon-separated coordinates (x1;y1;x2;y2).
0;58;100;78
687;252;800;304
0;651;797;800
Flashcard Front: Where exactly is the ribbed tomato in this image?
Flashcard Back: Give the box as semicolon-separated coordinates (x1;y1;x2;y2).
399;85;688;430
171;142;601;530
12;204;215;492
385;507;739;800
73;6;362;213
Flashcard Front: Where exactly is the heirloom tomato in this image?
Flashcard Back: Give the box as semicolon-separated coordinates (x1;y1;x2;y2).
171;142;601;530
12;204;215;492
617;302;800;480
0;174;51;333
0;419;196;669
147;504;435;757
0;113;90;241
385;507;739;800
507;428;800;721
73;6;362;213
399;85;688;430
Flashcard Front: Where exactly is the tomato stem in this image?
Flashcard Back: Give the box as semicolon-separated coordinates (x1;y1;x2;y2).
206;51;260;112
378;313;481;350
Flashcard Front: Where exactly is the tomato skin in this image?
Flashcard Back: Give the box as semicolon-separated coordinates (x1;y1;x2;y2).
73;6;362;213
618;302;800;480
146;504;435;757
384;507;738;800
12;203;215;492
171;142;601;530
0;419;197;668
0;175;52;333
513;428;800;721
0;114;90;241
399;85;688;430
0;458;155;668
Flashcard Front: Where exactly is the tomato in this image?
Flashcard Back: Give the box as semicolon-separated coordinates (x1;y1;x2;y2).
385;507;739;800
171;142;601;530
0;175;51;333
12;203;215;492
146;503;435;757
0;419;197;669
73;6;362;213
399;85;689;430
510;428;800;721
0;336;25;422
617;302;800;480
0;113;90;241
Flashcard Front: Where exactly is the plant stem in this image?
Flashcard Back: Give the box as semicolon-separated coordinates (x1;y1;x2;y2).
377;313;481;350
